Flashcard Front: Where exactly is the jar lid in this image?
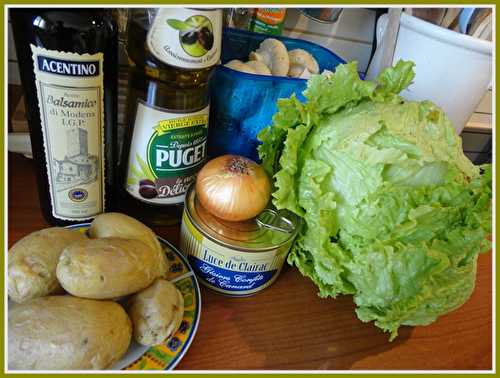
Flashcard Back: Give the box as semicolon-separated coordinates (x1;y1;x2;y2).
184;185;301;252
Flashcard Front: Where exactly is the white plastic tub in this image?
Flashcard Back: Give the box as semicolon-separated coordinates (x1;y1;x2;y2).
367;12;493;134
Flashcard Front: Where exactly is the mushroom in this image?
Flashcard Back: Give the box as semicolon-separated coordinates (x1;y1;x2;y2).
287;49;319;78
244;60;271;75
292;67;313;80
321;69;334;78
224;59;257;74
224;59;272;75
249;38;290;76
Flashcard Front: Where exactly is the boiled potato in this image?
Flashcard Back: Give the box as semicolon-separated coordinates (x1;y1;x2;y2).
57;238;161;299
8;296;131;370
8;227;87;303
89;212;169;277
128;279;184;346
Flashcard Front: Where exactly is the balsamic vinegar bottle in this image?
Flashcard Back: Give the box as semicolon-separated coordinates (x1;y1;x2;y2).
10;9;118;226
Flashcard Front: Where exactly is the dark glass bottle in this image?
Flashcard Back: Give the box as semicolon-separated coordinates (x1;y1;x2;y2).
10;9;118;226
117;8;222;226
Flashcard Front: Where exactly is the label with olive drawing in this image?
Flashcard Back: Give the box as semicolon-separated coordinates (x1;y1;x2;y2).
147;8;222;69
126;101;209;204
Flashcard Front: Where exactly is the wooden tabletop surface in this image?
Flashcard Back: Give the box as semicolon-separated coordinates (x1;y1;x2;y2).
7;152;493;371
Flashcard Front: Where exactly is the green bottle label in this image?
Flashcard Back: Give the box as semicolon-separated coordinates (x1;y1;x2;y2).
249;8;286;36
126;101;208;204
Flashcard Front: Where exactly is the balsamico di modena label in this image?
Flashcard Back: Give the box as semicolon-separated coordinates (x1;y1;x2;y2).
31;45;105;221
126;102;208;205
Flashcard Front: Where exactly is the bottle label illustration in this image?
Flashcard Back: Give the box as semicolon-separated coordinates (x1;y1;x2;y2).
126;102;209;205
147;8;222;69
31;45;105;221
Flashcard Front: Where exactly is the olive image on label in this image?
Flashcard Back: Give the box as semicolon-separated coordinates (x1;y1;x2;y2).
146;8;222;70
138;179;158;199
167;16;214;57
125;102;209;205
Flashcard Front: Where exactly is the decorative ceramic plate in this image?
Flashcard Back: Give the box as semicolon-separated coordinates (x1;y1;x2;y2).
67;224;201;371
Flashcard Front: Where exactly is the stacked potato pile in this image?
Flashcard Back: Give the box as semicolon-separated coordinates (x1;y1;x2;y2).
8;213;184;370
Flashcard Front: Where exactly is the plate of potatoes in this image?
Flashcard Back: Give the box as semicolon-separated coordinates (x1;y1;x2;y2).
7;213;201;371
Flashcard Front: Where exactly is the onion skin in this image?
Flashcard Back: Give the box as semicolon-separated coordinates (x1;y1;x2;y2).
195;155;271;222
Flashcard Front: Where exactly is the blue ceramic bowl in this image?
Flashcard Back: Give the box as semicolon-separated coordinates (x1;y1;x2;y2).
208;28;346;162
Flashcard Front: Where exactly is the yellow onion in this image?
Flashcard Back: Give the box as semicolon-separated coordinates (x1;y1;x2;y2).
195;155;271;222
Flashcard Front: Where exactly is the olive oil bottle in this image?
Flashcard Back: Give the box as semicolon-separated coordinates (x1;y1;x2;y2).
10;9;118;226
118;8;222;226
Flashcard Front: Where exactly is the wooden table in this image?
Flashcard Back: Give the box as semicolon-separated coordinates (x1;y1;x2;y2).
7;152;493;370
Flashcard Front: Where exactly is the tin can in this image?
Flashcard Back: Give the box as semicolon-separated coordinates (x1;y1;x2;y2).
180;185;301;296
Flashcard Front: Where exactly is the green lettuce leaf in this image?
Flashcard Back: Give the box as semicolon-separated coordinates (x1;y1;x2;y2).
259;59;492;339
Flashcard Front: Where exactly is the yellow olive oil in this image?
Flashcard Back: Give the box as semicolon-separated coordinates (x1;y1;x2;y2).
117;8;222;226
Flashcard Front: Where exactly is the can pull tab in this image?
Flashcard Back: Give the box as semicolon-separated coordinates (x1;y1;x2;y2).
256;209;295;234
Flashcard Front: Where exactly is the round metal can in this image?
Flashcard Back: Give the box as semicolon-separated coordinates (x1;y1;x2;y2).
180;185;301;296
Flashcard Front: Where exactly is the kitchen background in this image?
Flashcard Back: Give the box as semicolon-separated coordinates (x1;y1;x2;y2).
7;7;492;164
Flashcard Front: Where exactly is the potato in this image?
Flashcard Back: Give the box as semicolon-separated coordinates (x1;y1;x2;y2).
128;279;184;346
8;227;87;303
8;296;131;370
57;238;161;299
89;212;169;277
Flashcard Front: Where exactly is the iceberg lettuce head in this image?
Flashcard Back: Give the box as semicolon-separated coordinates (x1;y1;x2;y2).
258;60;492;339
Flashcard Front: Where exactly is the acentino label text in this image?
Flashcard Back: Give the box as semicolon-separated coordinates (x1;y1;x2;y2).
37;56;100;77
